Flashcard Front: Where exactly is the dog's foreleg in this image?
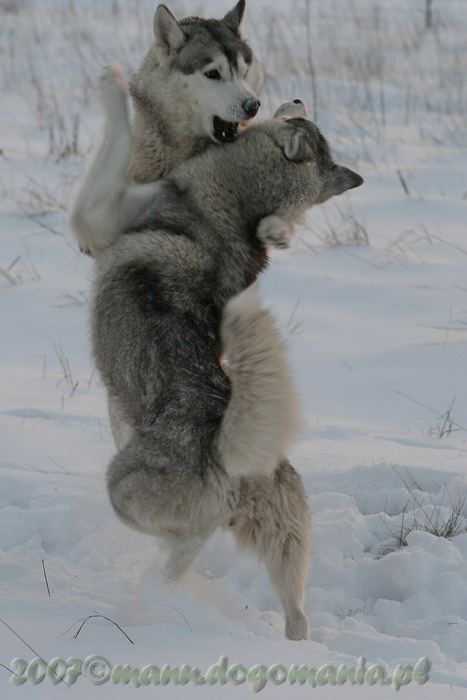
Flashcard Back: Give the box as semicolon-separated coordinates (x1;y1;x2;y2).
70;64;160;255
70;64;165;255
69;64;132;255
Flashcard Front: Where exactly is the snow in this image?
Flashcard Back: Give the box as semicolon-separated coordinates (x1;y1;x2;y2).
1;0;467;696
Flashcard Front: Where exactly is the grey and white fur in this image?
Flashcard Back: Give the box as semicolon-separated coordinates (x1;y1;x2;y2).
92;99;363;640
70;0;281;257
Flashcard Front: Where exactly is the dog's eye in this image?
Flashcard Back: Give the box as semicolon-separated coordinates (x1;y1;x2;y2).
205;69;221;80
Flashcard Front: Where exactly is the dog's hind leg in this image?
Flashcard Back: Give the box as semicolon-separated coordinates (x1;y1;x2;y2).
263;532;310;641
107;440;217;582
231;460;311;640
162;529;213;582
107;393;134;450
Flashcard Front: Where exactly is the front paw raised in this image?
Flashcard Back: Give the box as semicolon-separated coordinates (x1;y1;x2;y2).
98;63;128;112
257;215;292;249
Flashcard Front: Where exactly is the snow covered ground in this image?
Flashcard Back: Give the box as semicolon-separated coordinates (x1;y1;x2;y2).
1;0;467;696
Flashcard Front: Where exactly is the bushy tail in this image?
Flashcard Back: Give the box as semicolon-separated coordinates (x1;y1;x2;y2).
217;284;301;479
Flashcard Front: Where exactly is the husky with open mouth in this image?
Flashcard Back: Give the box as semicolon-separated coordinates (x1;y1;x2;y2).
127;0;263;177
70;1;265;257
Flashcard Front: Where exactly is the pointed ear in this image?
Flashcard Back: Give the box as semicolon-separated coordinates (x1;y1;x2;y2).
223;0;246;35
330;166;363;195
274;123;315;162
154;5;186;54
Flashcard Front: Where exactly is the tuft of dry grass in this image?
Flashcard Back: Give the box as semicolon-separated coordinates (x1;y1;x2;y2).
428;397;459;438
54;343;79;397
306;201;369;249
378;466;467;554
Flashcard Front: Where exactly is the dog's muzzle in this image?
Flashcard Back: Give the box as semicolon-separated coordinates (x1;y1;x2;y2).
212;98;260;143
242;97;260;118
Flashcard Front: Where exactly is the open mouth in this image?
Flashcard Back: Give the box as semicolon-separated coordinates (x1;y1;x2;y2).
213;116;239;143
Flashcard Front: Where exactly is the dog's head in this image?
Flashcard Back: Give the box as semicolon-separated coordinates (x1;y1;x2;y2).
131;1;262;144
224;105;363;219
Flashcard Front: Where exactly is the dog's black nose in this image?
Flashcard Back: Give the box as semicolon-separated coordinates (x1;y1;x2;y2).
293;99;303;105
243;97;260;117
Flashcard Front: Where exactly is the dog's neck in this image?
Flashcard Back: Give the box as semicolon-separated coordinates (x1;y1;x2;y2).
127;90;207;184
172;137;290;236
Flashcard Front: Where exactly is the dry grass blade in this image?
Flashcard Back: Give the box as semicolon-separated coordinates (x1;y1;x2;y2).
61;612;134;644
0;618;70;686
0;662;14;674
41;559;51;597
0;267;16;285
428;397;459;438
391;390;467;435
26;214;64;238
396;169;411;197
286;298;303;334
53;342;79;396
313;202;369;249
162;604;193;633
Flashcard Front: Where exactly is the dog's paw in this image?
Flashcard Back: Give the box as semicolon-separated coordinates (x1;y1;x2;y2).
79;245;94;257
257;215;292;249
98;64;128;109
78;238;110;258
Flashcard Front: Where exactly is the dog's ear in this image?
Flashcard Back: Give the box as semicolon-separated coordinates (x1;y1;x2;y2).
329;166;364;195
154;5;186;54
223;0;246;35
274;123;315;163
